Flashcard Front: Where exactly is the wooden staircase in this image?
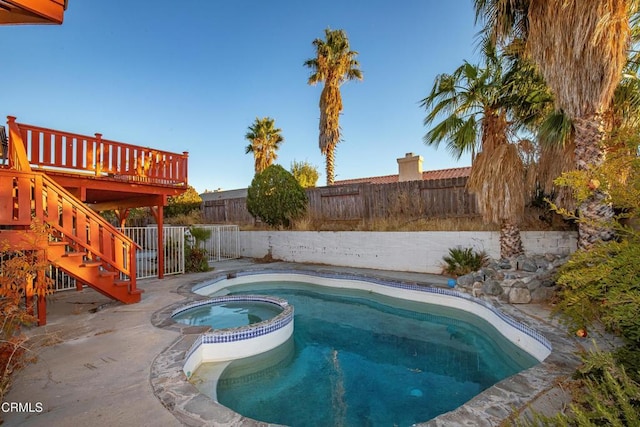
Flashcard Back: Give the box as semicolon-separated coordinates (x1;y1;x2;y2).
47;241;141;303
0;169;142;306
1;116;188;325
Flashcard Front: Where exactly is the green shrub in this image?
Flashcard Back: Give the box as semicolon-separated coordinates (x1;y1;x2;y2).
518;350;640;426
165;185;202;218
442;247;488;276
553;237;640;376
247;164;308;228
290;159;319;188
189;226;211;246
184;246;209;273
183;226;212;273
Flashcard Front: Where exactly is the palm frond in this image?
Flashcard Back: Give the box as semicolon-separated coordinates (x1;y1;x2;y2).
245;117;285;174
527;0;631;117
468;142;526;224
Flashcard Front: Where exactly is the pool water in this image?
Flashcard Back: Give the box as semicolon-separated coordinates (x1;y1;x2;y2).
172;301;283;329
191;282;538;427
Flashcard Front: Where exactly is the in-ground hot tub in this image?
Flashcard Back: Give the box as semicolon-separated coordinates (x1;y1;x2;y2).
171;295;294;378
172;296;286;329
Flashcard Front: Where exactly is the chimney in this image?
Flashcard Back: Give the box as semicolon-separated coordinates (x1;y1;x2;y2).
397;153;423;182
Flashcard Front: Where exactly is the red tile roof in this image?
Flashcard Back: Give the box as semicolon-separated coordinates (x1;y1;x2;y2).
334;166;471;185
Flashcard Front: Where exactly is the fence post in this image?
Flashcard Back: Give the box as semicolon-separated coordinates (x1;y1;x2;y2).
217;226;221;261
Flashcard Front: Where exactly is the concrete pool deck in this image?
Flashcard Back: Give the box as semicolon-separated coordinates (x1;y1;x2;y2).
3;259;612;426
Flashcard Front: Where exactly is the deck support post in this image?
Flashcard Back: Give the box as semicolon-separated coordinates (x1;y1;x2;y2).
115;208;130;228
151;198;166;279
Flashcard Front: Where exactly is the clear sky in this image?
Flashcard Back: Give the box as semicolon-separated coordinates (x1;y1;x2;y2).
2;0;480;193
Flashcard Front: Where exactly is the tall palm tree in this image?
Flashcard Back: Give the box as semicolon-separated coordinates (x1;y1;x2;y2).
304;28;363;185
474;0;638;249
422;46;546;258
245;117;284;174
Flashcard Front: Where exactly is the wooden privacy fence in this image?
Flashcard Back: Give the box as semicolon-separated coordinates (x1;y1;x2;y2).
202;177;478;224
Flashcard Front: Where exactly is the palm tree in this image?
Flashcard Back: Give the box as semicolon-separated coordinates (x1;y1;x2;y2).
474;0;638;249
304;28;363;185
245;117;284;174
422;46;546;258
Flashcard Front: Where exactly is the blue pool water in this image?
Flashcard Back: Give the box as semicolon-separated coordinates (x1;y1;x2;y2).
191;282;538;426
173;301;283;329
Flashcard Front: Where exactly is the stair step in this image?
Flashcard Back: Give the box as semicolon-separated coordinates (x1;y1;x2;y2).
99;270;119;278
63;251;87;258
49;241;68;247
80;260;102;268
113;280;130;287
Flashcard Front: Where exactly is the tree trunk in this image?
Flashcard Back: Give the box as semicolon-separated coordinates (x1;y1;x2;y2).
500;219;524;259
573;115;615;249
325;144;335;185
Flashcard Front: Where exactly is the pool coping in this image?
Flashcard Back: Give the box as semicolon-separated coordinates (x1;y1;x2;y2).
150;264;582;427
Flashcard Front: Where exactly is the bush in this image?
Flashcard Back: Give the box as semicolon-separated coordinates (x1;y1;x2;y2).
165;185;202;218
247;164;308;228
0;222;53;407
290;159;319;188
184;226;211;273
555;239;640;341
184;247;209;272
553;237;640;377
519;350;640;426
442;247;488;276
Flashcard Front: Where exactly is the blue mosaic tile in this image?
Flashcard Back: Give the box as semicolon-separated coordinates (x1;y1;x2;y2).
182;295;294;361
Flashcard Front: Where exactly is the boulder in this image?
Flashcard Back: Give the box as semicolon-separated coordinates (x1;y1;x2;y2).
498;259;513;270
519;258;538;273
509;287;532;304
482;280;504;296
526;278;542;291
531;287;556;303
456;273;475;287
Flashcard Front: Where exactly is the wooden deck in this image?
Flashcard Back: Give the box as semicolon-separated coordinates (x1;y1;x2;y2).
0;0;67;25
4;116;188;210
1;116;189;324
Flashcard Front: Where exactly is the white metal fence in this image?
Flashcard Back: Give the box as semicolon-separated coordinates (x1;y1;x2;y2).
122;226;186;280
194;225;240;262
41;225;239;289
123;225;240;280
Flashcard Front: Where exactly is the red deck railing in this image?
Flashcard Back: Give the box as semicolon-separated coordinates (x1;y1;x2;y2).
7;116;188;187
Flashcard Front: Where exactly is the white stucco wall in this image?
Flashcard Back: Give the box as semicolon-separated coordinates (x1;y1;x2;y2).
239;231;577;274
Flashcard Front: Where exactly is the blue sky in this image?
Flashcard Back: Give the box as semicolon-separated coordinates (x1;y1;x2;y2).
2;1;480;193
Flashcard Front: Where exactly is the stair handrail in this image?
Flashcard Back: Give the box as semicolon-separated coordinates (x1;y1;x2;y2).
39;172;139;281
7;116;32;172
0;168;140;288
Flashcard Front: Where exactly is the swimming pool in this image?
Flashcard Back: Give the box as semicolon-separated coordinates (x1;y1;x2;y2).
188;272;548;426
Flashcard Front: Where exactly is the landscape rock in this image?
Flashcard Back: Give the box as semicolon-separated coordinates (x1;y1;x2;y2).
498;259;513;270
459;253;569;304
457;273;475;287
482;280;504;296
531;287;556;303
526;278;542;291
472;281;483;298
509;287;532;304
520;259;538;273
512;280;527;289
